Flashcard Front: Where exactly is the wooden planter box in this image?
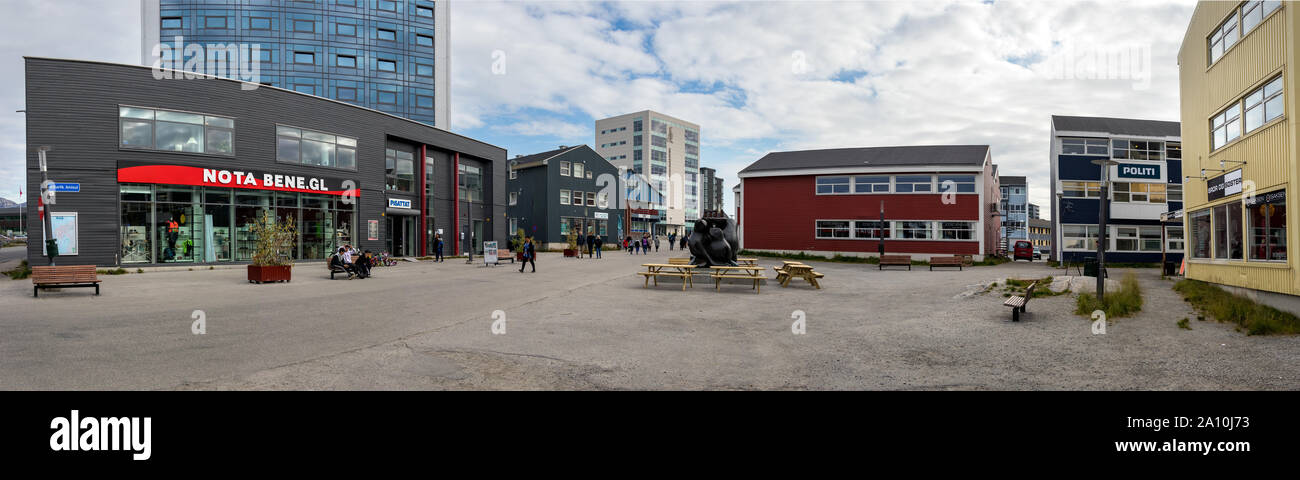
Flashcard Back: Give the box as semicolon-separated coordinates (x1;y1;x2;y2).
516;251;525;261
248;265;292;284
563;249;577;257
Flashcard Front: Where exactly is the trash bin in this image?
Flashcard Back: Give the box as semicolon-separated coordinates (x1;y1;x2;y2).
1164;260;1179;276
1083;260;1099;277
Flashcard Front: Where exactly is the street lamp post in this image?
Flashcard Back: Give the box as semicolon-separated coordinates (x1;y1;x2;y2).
38;146;56;266
1091;158;1119;301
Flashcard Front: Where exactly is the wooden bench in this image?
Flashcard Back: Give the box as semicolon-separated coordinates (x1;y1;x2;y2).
710;266;764;293
960;255;974;267
929;256;964;271
31;265;102;297
495;251;516;264
327;255;351;279
1003;281;1038;322
879;255;912;270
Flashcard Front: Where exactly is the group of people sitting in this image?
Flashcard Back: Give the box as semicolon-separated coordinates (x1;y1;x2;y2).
330;244;375;279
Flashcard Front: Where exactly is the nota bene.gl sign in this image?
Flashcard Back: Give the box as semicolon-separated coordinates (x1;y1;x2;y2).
1116;163;1161;180
117;161;358;196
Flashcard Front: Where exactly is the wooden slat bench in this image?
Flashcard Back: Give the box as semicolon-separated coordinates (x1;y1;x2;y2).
879;255;913;270
31;265;102;297
1003;281;1038;322
327;255;351;279
929;256;964;271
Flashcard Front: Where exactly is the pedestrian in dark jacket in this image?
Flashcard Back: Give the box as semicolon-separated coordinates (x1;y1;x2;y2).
518;237;536;273
594;237;603;258
434;234;444;262
586;234;595;258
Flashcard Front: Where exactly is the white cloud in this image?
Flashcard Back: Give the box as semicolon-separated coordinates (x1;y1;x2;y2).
453;0;1196;217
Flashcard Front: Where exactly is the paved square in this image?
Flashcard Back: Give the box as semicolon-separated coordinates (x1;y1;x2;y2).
2;248;1298;390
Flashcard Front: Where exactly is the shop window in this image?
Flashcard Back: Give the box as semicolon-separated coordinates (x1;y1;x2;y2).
1190;209;1211;258
853;221;890;239
1248;191;1286;261
895;221;933;239
1213;201;1243;259
940;222;974;240
815;220;850;239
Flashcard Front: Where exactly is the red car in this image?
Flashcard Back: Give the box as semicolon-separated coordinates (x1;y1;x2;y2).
1013;241;1035;261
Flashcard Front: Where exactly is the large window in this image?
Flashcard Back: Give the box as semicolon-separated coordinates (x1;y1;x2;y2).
1112;183;1166;203
1061;137;1109;155
1244;76;1284;133
1241;1;1283;35
458;164;482;202
573;163;585;179
1062;225;1099;250
815;176;850;194
1117;226;1163;252
894;175;933;193
386;148;415;192
1190;209;1211;258
1212;103;1242;150
939;222;974;240
1247;191;1286;261
560;161;570;176
120;106;234;155
895;221;933;239
559;189;570;205
276;126;356;170
1213;201;1243;259
1167;226;1185;252
1209;12;1239;64
853;221;890;239
937;175;977;193
815;220;850;239
1166;141;1181;159
1061;181;1101;198
1167;184;1183;202
853;176;890;193
1112;140;1164;161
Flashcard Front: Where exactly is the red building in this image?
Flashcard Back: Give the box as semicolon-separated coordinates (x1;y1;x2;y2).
736;145;1002;260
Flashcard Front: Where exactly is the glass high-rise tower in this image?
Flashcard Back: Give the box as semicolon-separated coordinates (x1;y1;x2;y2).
140;0;449;128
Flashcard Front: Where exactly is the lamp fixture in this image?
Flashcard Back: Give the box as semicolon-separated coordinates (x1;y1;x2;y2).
1200;167;1225;176
1184;174;1207;182
1219;159;1247;168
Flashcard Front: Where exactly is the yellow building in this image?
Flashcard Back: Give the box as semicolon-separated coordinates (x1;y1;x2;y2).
1178;1;1298;313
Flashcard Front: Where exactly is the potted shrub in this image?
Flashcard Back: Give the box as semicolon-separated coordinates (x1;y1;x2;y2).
247;210;297;284
563;231;579;257
514;228;526;261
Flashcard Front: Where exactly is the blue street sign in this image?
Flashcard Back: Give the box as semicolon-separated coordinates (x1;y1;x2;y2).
51;183;80;192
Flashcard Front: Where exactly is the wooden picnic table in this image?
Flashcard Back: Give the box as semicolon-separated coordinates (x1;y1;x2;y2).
775;263;822;289
709;265;765;293
736;257;758;266
638;263;696;290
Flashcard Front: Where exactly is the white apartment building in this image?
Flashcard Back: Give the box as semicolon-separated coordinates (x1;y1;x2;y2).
594;110;701;236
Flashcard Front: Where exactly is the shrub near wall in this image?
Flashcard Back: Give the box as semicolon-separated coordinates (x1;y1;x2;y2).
1174;280;1300;335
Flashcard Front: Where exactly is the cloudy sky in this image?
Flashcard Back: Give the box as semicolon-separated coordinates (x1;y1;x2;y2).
0;0;1197;217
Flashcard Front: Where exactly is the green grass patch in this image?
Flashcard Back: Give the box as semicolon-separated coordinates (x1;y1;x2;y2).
972;256;1010;266
1075;272;1143;319
1177;317;1191;330
96;268;128;275
1173;279;1300;335
1003;276;1065;298
4;260;31;279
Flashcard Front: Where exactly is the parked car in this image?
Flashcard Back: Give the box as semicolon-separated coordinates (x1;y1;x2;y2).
1037;246;1050;260
1013;240;1035;261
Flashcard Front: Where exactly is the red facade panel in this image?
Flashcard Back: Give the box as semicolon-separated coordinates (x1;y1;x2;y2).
742;175;982;254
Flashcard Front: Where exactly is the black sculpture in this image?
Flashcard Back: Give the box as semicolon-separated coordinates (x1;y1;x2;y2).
687;217;739;267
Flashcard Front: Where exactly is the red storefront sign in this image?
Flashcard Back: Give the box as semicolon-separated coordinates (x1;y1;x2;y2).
116;162;359;197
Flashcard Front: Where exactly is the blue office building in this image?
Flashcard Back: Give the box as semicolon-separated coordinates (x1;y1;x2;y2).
1049;116;1184;263
999;175;1028;248
141;0;448;128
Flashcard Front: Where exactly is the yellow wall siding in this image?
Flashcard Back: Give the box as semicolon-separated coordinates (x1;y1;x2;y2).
1179;1;1298;297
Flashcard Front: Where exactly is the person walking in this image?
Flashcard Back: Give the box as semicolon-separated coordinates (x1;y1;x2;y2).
641;235;649;255
654;235;660;252
668;232;675;250
633;236;641;254
586;233;595;258
434;234;444;262
519;237;536;273
575;233;585;260
594;236;603;259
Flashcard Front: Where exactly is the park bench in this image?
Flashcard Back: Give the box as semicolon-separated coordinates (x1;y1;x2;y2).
879;255;912;270
495;250;516;264
1003;281;1038;322
709;265;765;293
929;256;964;271
961;255;974;267
31;265;101;297
327;254;351;279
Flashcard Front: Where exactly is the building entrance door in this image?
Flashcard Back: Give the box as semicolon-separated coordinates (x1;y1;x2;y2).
387;216;416;257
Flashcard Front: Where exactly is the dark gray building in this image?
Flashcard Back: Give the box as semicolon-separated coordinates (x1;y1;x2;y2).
506;145;622;250
699;166;719;216
22;57;504;266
